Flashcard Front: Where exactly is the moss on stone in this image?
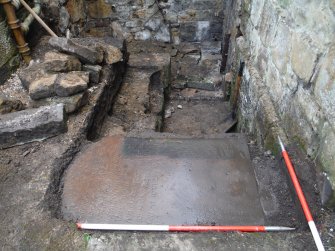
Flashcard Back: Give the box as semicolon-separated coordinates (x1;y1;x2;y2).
264;133;280;156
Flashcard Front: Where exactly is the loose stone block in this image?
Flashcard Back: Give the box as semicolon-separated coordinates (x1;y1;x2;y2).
49;37;103;64
70;37;126;65
29;74;58;100
18;63;47;89
55;72;89;97
43;51;82;72
31;92;88;114
104;45;123;65
0;104;67;149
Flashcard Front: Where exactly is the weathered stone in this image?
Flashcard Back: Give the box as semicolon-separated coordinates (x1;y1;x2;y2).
153;25;170;43
0;96;24;115
87;0;113;18
258;1;278;45
171;28;181;45
31;92;88;114
104;45;123;65
69;37;126;65
250;0;265;27
319;124;335;206
144;19;161;32
66;0;85;23
0;104;67;149
321;174;334;206
170;48;178;57
49;37;103;64
43;51;82;72
314;44;335;127
134;30;151;40
180;21;221;42
83;65;102;84
128;53;170;71
224;72;233;83
178;43;200;55
179;22;197;42
291;32;318;82
55;71;89;97
133;8;147;19
201;41;222;54
111;21;127;39
270;22;290;73
58;6;70;33
29;74;58;100
18;63;46;89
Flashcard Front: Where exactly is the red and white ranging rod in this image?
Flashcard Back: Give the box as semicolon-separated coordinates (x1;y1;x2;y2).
278;137;325;251
77;223;294;232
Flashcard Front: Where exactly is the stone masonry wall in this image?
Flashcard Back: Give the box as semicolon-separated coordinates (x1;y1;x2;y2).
42;0;223;43
222;0;335;207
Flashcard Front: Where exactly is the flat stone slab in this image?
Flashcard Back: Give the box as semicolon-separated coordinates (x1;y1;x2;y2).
62;135;265;225
49;37;103;64
0;104;66;149
128;53;170;70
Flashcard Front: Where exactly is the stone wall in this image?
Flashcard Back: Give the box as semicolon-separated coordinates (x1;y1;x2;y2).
222;0;335;207
42;0;223;43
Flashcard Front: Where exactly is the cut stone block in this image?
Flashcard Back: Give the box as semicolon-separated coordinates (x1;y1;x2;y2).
104;45;123;65
55;72;89;97
128;53;171;71
29;74;58;100
0;104;67;149
49;37;103;64
200;41;222;54
71;37;126;65
43;51;82;72
62;135;265;225
31;92;88;114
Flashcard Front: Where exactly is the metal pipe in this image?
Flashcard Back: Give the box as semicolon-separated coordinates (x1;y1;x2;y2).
278;137;325;251
18;0;57;37
0;0;31;63
231;61;245;119
77;223;295;232
21;0;41;33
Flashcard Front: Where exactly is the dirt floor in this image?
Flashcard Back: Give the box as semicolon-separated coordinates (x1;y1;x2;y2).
0;38;334;251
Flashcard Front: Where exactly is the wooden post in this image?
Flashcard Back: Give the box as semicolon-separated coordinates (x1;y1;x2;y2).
0;0;31;63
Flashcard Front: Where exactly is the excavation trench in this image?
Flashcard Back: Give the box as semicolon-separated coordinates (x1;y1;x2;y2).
52;40;321;232
1;1;333;249
0;37;327;250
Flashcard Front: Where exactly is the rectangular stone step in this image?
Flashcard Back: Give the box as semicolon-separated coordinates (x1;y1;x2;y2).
62;134;265;225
